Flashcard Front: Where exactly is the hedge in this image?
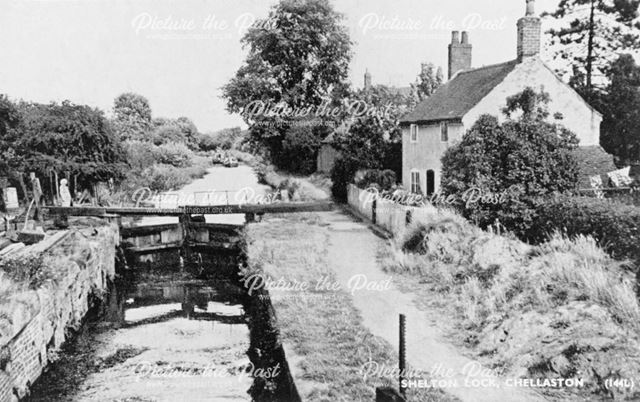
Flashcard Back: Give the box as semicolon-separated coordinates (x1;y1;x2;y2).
527;195;640;263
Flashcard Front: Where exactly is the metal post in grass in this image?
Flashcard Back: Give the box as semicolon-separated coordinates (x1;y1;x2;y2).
399;313;406;398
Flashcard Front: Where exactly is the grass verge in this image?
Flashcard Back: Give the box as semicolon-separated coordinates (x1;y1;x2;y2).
381;207;640;401
245;213;456;402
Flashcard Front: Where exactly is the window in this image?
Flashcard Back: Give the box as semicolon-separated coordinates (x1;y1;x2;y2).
440;122;449;142
410;124;418;142
410;171;421;194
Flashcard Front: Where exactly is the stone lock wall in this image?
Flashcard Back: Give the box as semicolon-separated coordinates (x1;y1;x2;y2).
0;224;118;402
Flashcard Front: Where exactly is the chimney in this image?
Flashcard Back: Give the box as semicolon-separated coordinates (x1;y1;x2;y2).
448;31;472;79
517;0;541;61
364;69;372;90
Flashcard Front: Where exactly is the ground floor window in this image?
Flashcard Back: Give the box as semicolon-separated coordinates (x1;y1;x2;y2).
410;170;421;194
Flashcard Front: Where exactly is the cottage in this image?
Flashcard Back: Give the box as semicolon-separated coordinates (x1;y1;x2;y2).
400;0;603;195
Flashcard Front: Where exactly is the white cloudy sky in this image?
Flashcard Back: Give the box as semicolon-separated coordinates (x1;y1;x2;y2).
0;0;561;132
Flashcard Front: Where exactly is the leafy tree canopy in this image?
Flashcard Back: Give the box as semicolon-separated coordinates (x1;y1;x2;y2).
16;101;126;185
112;93;153;141
410;63;444;104
600;54;640;163
544;0;640;98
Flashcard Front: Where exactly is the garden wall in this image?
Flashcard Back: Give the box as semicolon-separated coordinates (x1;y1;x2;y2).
0;224;118;402
347;184;436;237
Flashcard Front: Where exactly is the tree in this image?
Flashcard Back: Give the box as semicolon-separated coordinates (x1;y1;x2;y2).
112;93;153;141
441;88;579;234
152;117;200;149
0;95;22;177
222;0;352;164
0;95;25;202
544;0;640;100
600;54;640;163
17;101;126;196
410;63;443;103
330;86;411;199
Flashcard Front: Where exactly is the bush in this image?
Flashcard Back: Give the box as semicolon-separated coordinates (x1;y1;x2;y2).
355;169;397;191
124;140;160;170
145;163;206;191
528;195;640;263
278;125;325;174
200;127;244;151
330;156;360;201
155;142;194;168
441;89;579;232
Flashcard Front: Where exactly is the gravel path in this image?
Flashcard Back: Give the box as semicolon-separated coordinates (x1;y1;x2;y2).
323;210;547;402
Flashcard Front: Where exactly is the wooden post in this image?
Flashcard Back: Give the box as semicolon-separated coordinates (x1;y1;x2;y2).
372;198;377;225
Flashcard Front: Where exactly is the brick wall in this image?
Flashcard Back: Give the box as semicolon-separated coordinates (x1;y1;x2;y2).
0;224;118;402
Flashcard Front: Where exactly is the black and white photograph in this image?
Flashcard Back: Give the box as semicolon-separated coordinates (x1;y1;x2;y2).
1;0;640;400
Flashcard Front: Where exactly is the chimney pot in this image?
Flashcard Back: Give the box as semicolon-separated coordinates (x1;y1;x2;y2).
526;0;536;16
451;31;460;44
461;31;469;44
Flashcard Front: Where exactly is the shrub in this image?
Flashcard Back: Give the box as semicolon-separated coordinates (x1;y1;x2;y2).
355;169;397;191
278;125;325;174
441;88;579;231
528;195;640;263
145;163;206;191
155;142;194;168
124;140;160;170
330;156;360;201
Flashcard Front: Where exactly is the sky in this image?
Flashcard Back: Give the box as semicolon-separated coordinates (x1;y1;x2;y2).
0;0;561;133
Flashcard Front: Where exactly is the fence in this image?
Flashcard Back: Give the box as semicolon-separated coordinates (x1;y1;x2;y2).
347;184;437;238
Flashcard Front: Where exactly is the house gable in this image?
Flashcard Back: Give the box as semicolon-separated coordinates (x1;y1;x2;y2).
463;57;602;146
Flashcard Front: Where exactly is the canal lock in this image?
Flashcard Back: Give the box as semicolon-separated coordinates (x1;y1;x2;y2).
27;218;300;402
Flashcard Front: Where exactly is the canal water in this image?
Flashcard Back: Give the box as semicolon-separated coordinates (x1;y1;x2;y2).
26;165;299;401
138;164;272;226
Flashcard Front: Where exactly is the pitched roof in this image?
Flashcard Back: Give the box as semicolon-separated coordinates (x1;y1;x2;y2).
400;60;518;124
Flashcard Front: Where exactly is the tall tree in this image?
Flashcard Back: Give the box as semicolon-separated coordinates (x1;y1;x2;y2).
545;0;640;100
222;0;352;163
112;93;153;141
152;116;200;149
600;54;640;163
410;63;444;103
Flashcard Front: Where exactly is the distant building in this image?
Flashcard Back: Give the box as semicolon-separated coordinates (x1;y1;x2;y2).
400;0;604;195
317;131;341;174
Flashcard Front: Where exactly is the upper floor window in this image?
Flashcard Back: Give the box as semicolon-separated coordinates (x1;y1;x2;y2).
410;124;418;142
440;122;449;142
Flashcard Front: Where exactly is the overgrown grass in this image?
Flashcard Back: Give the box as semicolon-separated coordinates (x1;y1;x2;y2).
381;208;640;399
245;214;455;402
